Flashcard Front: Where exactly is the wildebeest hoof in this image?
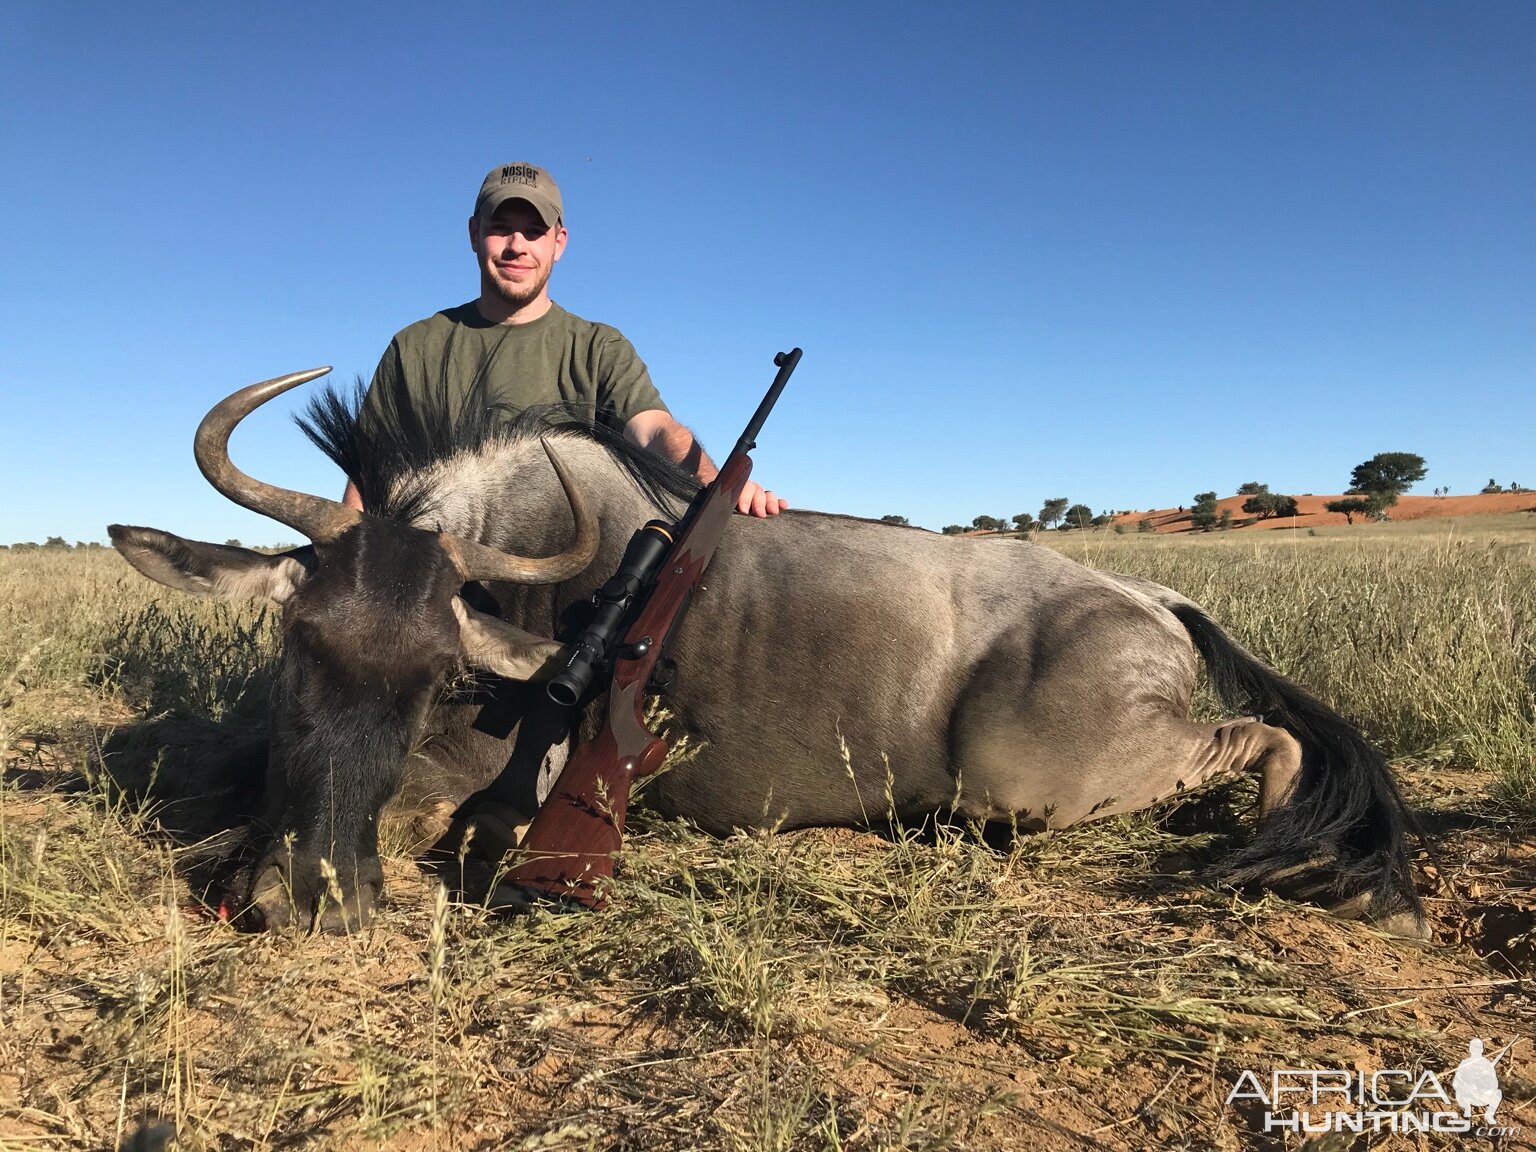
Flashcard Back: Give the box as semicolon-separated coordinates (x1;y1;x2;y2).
1327;892;1431;941
1376;911;1432;941
237;857;384;934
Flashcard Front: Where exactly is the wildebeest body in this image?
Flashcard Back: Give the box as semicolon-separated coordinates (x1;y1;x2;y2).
110;373;1423;936
382;440;1200;835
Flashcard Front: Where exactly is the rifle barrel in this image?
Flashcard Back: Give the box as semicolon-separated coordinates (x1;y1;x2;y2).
731;348;801;459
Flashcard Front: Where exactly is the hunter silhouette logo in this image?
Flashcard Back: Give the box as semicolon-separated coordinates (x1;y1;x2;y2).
1453;1037;1515;1123
1226;1036;1522;1136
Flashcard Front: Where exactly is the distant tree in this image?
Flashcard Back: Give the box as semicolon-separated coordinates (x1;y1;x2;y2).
12;542;39;552
1190;492;1219;532
1242;492;1299;520
1136;518;1155;534
1512;482;1523;493
224;538;243;547
1325;497;1371;525
1062;503;1094;530
941;524;967;536
43;536;69;549
1237;481;1269;496
1113;523;1126;534
971;515;1007;532
1481;479;1504;495
1241;493;1273;518
1011;512;1036;534
1091;513;1112;528
1349;452;1427;497
878;514;909;525
1038;498;1069;530
1217;509;1233;531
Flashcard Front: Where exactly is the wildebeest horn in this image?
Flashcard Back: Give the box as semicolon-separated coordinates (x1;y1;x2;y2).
438;438;599;584
195;367;362;543
198;370;598;581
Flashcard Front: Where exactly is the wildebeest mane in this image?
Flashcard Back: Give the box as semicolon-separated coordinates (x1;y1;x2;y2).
296;370;700;525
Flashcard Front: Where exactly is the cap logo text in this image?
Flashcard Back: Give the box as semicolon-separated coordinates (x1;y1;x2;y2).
499;164;540;187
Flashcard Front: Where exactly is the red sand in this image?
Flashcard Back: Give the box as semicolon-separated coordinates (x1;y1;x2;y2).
1111;490;1536;534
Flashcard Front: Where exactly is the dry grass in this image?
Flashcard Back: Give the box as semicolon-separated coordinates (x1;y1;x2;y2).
2;541;1534;1150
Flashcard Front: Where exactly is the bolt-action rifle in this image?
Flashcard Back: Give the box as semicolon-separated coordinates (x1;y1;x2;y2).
502;348;802;908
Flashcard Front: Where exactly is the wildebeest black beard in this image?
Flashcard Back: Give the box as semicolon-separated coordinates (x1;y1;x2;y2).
227;629;433;931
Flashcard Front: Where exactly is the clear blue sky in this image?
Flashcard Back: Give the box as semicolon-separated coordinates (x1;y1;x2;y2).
2;2;1531;543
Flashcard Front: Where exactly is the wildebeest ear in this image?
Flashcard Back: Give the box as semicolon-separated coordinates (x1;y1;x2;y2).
108;525;313;603
451;597;565;680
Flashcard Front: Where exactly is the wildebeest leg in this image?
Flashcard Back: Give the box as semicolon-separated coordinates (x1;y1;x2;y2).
1142;721;1425;936
1187;717;1303;817
953;707;1302;829
961;702;1422;927
1187;719;1414;930
946;607;1308;829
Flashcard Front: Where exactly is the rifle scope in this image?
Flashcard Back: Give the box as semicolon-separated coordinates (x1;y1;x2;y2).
546;520;674;707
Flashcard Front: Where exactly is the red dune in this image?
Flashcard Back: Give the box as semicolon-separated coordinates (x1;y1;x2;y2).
1110;491;1536;533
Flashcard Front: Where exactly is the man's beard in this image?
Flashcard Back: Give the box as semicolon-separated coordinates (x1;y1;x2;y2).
486;261;552;309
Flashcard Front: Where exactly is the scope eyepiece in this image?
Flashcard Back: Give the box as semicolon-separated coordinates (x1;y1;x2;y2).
547;650;599;707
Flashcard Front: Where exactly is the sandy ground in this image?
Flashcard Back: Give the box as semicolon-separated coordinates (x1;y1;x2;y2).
3;722;1534;1151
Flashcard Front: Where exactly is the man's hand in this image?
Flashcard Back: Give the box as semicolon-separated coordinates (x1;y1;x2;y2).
625;409;787;516
736;480;787;517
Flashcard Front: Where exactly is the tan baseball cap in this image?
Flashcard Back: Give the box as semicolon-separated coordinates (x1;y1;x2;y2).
475;162;563;228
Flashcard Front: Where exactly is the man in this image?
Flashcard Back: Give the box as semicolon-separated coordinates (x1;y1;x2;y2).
343;161;785;516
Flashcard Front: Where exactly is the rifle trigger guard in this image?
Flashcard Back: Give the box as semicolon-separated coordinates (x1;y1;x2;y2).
647;657;677;695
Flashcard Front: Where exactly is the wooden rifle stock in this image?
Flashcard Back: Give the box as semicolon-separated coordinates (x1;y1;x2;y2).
504;350;800;907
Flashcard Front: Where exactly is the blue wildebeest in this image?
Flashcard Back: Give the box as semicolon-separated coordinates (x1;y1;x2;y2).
110;369;1424;936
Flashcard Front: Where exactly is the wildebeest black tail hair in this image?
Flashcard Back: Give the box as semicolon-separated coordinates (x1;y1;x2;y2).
1168;603;1424;928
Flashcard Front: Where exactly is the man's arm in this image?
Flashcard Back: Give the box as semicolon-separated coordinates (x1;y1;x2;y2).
623;409;786;517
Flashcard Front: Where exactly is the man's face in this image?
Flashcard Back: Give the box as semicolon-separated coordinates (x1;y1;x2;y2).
470;200;568;310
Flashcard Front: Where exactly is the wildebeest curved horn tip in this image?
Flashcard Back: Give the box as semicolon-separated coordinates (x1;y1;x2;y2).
194;367;358;544
442;437;599;585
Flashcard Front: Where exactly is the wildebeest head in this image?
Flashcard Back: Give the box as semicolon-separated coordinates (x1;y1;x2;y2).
109;368;598;932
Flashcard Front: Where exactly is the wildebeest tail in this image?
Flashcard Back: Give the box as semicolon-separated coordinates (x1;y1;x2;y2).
1167;602;1423;927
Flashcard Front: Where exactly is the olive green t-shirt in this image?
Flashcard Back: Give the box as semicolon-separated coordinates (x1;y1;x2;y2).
364;301;668;433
